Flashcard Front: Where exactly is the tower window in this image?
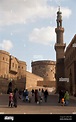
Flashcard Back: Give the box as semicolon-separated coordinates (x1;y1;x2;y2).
12;63;14;67
15;64;17;68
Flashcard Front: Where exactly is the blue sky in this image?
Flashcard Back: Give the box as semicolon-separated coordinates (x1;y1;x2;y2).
0;0;76;72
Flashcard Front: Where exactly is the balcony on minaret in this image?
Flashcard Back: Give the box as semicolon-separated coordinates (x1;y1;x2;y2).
55;7;65;45
54;43;66;51
56;7;62;27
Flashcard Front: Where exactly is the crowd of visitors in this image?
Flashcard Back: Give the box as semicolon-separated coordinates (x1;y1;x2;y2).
8;87;49;107
8;87;70;108
21;88;49;104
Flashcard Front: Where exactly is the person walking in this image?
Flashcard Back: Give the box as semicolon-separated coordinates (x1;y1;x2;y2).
13;88;18;107
38;88;43;103
64;90;69;106
44;89;48;102
28;90;32;103
58;90;65;103
34;89;39;103
8;92;13;107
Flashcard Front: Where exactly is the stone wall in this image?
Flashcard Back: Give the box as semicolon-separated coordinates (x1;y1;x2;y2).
37;80;56;87
26;71;43;90
0;78;9;93
0;77;26;93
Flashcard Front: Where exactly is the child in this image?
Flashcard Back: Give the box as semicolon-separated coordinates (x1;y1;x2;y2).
61;98;65;106
9;92;13;107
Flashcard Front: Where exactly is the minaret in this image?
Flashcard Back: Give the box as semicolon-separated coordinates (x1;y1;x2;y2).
55;6;66;60
54;7;66;92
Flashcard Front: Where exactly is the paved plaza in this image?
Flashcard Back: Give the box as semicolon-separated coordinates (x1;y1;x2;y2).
0;93;76;114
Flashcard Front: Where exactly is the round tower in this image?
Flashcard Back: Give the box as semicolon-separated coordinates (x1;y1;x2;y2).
31;60;56;82
0;50;10;78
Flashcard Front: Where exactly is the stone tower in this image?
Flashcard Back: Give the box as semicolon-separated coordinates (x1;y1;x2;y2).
54;7;66;92
31;60;56;82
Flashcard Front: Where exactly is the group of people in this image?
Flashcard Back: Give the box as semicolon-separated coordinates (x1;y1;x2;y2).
58;90;70;106
34;88;48;104
8;87;70;107
21;88;49;104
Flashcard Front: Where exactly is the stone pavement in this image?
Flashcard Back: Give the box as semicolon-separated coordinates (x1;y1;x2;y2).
0;93;76;114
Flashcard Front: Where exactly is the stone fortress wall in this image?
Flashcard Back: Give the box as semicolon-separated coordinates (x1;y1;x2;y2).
0;50;56;93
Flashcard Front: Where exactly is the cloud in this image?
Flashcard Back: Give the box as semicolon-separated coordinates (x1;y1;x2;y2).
0;40;13;51
29;26;55;45
0;0;72;26
60;7;72;18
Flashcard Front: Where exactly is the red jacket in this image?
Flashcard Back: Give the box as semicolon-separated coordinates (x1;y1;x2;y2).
9;93;13;101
